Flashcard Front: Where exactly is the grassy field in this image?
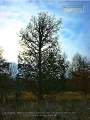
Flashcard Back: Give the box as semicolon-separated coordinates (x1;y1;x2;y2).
0;92;90;120
0;99;90;120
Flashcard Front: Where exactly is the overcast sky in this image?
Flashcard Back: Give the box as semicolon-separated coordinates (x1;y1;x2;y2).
0;0;90;63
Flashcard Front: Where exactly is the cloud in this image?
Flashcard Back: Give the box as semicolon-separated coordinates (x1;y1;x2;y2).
0;0;42;62
0;0;89;62
59;26;90;61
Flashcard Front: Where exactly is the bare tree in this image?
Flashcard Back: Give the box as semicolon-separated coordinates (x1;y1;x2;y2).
0;47;10;102
70;53;90;97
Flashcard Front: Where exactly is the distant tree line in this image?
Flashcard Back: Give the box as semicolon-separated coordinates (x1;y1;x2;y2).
0;12;90;103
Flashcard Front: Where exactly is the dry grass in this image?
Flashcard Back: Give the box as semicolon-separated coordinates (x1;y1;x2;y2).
56;92;90;100
20;92;37;100
1;92;90;120
20;92;90;101
0;99;90;120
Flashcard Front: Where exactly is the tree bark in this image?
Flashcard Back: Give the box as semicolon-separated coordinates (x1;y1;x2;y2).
38;30;44;101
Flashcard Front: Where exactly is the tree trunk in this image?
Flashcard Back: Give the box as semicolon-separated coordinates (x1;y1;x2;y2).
5;93;8;104
38;31;44;101
15;91;19;104
0;79;3;103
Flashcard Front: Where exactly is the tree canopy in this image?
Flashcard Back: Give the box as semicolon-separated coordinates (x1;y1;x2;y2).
18;12;64;100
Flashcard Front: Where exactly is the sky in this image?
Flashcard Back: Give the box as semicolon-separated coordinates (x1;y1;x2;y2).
0;0;90;63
